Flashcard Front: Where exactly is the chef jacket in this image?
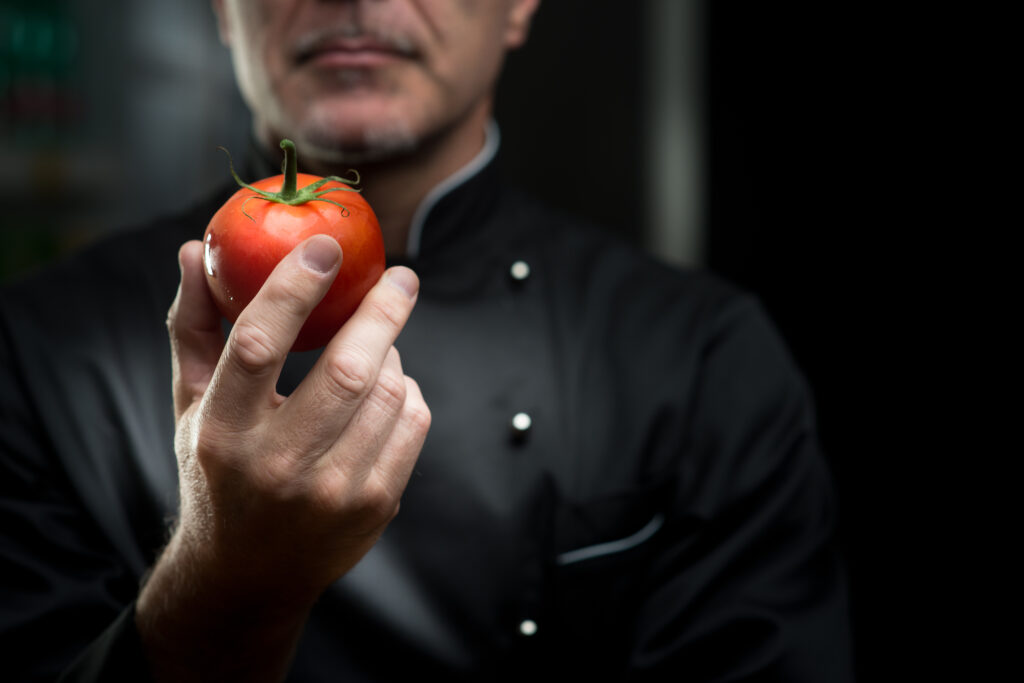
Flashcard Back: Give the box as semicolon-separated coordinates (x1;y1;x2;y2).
0;128;854;681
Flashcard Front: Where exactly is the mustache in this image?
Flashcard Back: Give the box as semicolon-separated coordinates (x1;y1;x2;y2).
291;23;419;63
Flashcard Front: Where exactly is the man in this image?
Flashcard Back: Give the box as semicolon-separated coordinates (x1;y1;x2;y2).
0;1;853;680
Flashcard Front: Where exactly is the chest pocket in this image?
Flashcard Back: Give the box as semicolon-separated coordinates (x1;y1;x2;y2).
555;513;664;567
535;479;673;673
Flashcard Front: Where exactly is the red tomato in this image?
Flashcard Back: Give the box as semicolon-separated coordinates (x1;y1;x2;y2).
203;142;385;352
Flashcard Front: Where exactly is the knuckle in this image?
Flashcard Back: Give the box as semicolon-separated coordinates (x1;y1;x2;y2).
165;299;182;337
324;345;377;402
366;295;407;331
312;476;396;525
307;472;341;513
354;479;399;522
191;421;240;473
250;457;302;500
402;378;432;434
389;500;401;522
269;272;315;316
367;368;408;415
228;321;281;373
406;401;433;435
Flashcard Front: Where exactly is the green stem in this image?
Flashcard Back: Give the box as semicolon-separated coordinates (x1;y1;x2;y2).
279;139;298;199
219;139;363;221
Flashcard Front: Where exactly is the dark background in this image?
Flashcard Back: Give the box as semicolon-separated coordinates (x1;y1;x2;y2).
501;6;928;678
3;1;968;679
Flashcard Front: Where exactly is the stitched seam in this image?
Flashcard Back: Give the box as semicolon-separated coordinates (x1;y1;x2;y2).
555;513;665;566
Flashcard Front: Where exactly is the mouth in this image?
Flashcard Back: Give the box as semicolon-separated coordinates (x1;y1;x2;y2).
295;34;416;69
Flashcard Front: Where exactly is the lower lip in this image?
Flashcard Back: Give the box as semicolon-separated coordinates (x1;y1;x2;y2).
305;50;404;69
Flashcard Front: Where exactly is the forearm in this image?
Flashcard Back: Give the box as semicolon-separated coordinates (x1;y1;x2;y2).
135;243;427;681
135;528;315;683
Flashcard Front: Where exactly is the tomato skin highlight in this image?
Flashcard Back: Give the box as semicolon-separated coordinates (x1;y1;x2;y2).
203;172;385;352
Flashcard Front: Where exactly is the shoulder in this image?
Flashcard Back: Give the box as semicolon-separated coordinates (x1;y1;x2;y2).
0;189;229;344
503;188;768;358
0;189;225;398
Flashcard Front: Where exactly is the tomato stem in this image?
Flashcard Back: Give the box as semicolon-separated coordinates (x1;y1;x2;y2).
279;139;299;199
218;139;363;221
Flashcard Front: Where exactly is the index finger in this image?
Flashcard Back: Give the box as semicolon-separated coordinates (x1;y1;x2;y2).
203;235;342;426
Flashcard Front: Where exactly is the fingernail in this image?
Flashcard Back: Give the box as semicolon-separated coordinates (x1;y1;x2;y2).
386;266;419;299
301;235;342;273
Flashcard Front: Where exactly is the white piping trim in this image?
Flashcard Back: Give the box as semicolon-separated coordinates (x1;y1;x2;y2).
405;120;501;259
555;514;666;566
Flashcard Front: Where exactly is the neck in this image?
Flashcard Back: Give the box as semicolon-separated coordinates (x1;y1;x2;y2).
280;102;492;259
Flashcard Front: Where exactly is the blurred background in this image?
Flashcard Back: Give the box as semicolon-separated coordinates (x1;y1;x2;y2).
1;0;954;679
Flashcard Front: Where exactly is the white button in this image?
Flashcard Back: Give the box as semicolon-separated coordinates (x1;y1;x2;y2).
519;619;538;636
510;260;531;281
511;412;532;433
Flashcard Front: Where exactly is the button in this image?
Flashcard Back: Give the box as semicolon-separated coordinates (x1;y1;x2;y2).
509;260;531;282
511;412;532;435
518;619;538;637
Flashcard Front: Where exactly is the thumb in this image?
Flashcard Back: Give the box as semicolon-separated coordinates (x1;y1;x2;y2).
168;240;224;420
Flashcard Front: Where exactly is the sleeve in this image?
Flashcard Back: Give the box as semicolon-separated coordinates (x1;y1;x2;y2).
0;316;154;682
56;603;153;683
626;297;854;681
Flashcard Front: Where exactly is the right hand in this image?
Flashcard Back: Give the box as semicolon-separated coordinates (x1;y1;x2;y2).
137;235;430;680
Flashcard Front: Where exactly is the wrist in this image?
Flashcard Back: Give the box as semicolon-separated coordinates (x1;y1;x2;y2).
136;527;315;682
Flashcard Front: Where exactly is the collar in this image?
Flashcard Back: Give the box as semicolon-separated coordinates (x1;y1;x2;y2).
245;122;503;264
405;120;500;259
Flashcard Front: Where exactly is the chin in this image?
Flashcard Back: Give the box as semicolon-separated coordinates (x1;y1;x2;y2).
284;98;425;165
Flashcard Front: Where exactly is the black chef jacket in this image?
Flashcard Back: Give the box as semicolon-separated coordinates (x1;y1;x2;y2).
0;135;854;681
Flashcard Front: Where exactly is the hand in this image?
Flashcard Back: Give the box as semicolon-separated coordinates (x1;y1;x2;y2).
137;235;430;681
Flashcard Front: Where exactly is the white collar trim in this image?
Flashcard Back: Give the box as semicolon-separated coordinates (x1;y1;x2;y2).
405;120;501;259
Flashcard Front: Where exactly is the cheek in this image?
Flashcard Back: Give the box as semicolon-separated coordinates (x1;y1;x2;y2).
432;9;511;91
444;42;505;102
230;3;293;82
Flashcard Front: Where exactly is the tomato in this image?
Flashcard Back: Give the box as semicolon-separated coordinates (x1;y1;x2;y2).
203;140;385;352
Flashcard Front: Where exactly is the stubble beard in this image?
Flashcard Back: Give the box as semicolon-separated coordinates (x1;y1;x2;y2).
250;71;425;166
296;109;421;165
